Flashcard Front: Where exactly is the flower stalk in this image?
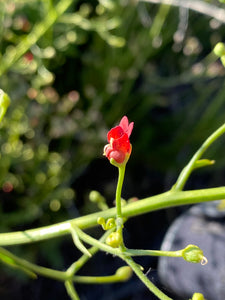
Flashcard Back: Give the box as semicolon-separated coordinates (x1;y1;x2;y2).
115;165;126;220
103;116;134;249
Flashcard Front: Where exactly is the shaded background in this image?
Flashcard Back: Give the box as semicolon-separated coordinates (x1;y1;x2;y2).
0;0;225;299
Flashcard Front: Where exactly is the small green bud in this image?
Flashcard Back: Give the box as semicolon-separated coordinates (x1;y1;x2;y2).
219;0;225;3
106;232;122;248
0;89;10;122
105;218;116;229
191;292;206;300
182;245;208;264
115;266;132;281
213;42;225;57
89;190;106;204
97;216;106;229
89;190;108;210
97;217;115;230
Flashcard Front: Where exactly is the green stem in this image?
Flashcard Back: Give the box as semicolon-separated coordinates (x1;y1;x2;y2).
116;165;126;220
0;247;68;281
1;187;225;246
122;255;172;300
125;248;182;258
149;4;171;40
70;224;92;257
72;224;122;256
67;229;115;276
173;122;225;191
65;281;80;300
72;273;127;284
0;229;119;285
115;165;126;249
0;244;132;288
72;226;172;299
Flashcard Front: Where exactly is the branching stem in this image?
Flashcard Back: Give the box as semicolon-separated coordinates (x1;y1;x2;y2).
173;122;225;190
1;187;225;246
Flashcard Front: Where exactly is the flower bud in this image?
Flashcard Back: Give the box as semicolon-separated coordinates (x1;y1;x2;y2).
115;266;132;281
213;42;225;57
181;245;207;264
103;116;134;166
97;217;116;230
89;190;102;203
89;190;106;204
106;232;122;248
0;89;10;122
191;292;206;300
97;217;106;227
89;190;108;210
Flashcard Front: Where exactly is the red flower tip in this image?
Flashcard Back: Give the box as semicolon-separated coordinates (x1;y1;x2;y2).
104;116;134;165
119;116;134;138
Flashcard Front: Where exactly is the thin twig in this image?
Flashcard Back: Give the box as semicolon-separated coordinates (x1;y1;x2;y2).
139;0;225;24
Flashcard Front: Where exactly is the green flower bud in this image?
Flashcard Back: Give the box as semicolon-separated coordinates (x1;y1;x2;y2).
115;266;132;281
89;190;104;203
191;292;206;300
213;42;225;57
97;217;115;230
105;218;116;229
0;89;10;122
106;232;122;248
89;190;108;210
97;217;107;230
182;245;208;264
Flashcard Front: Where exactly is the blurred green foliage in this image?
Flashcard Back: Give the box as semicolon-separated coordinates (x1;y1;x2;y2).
0;0;225;242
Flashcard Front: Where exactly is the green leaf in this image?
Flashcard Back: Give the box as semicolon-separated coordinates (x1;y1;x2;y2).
193;159;215;169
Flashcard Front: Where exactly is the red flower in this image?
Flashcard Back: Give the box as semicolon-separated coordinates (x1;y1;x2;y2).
104;116;134;164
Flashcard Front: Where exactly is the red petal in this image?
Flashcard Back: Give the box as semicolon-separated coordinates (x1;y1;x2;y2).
108;150;125;163
107;126;124;142
127;122;134;138
119;116;129;132
103;144;111;157
119;116;134;137
111;133;131;153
